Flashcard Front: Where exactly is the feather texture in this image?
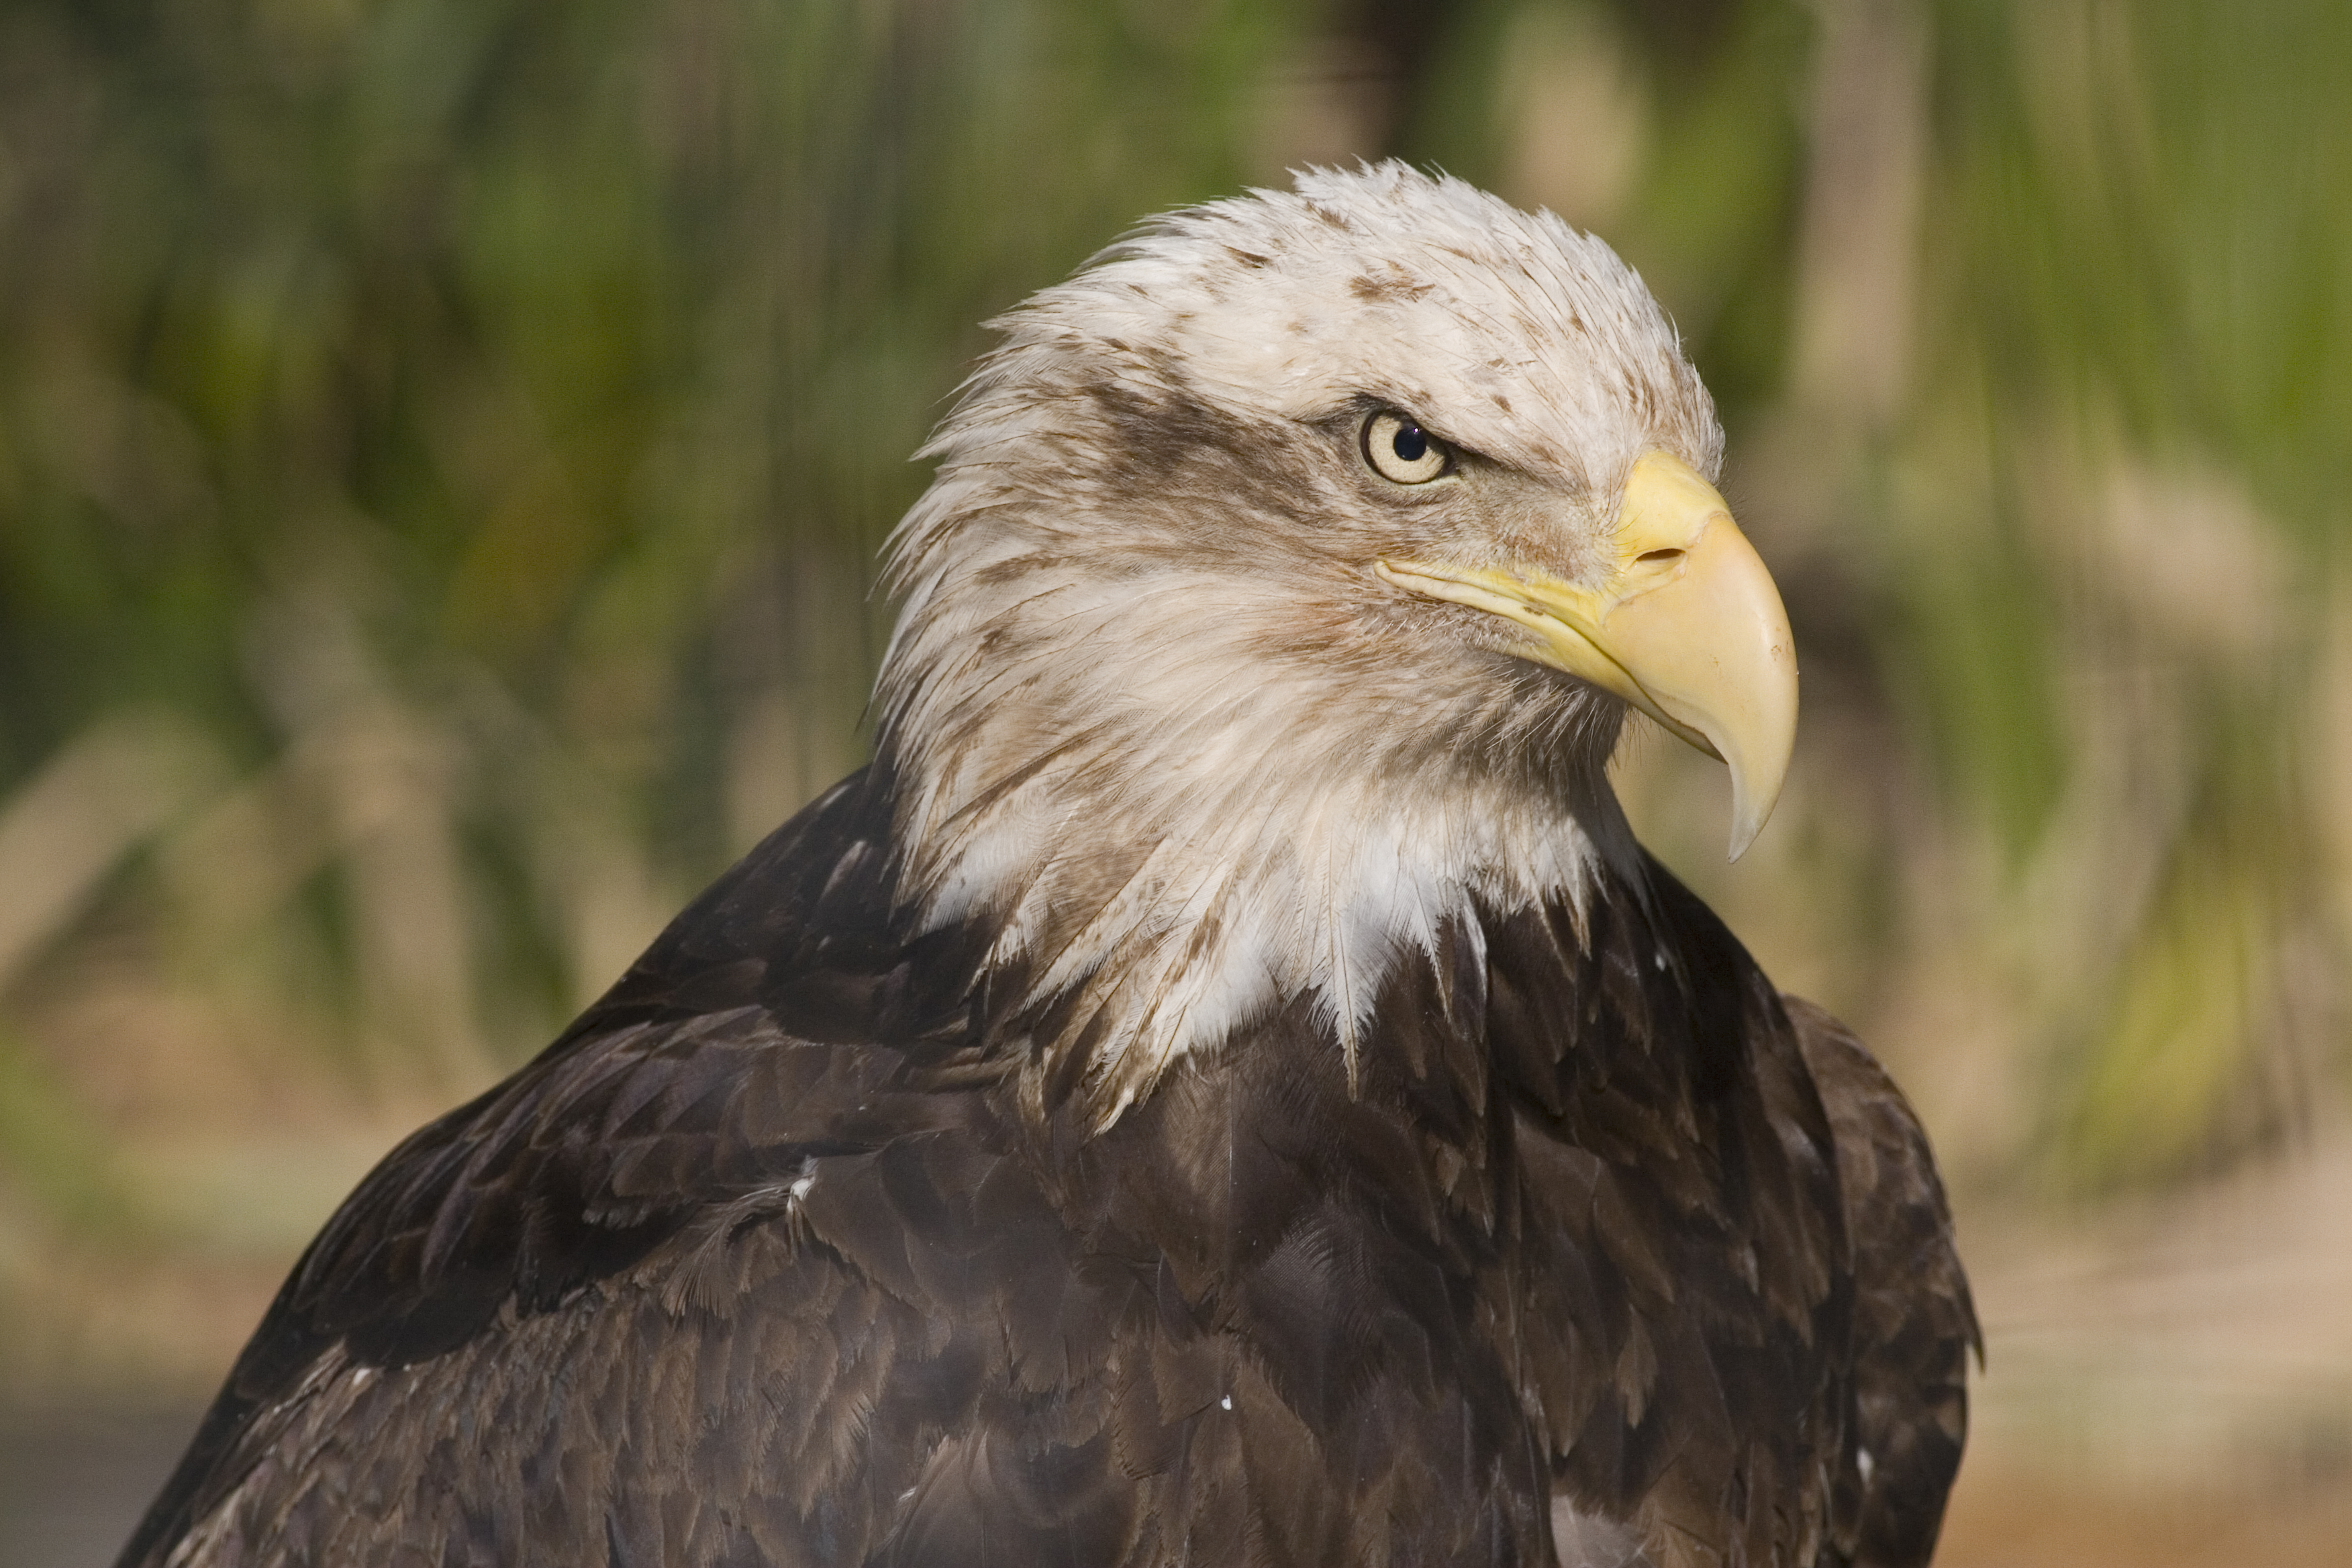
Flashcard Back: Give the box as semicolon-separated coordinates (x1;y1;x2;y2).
119;767;1972;1568
117;165;1973;1568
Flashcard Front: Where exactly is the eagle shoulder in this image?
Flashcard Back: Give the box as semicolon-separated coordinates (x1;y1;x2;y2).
111;769;1067;1568
1783;995;1979;1568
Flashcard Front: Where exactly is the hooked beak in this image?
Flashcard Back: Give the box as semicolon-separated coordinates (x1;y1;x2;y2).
1377;450;1798;860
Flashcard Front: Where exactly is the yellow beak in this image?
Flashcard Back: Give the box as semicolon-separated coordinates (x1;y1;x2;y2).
1377;450;1798;860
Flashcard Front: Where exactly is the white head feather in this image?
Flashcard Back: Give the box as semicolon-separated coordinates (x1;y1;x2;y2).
876;163;1723;1120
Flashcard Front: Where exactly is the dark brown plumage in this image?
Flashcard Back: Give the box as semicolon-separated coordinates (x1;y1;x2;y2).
118;166;1975;1568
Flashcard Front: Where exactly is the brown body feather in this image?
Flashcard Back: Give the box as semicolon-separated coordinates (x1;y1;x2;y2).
119;764;1974;1568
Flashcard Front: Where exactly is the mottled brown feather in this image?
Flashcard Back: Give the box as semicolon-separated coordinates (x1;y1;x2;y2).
1785;997;1980;1568
117;769;1969;1568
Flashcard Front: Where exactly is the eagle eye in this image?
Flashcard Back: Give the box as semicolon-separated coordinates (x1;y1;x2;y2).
1361;410;1453;485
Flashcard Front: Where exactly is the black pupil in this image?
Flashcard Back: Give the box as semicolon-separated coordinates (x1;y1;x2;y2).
1390;422;1428;463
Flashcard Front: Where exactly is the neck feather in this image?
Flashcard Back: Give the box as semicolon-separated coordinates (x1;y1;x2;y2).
876;517;1640;1122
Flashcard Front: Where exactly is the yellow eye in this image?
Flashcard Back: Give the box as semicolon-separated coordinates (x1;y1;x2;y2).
1361;410;1453;484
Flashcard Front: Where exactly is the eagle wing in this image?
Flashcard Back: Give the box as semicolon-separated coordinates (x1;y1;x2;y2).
1785;997;1979;1568
113;772;1153;1568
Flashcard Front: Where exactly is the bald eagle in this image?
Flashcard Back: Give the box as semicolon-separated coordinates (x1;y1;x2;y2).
119;166;1974;1568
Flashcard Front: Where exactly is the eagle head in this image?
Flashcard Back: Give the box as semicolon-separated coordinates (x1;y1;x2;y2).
876;162;1797;1118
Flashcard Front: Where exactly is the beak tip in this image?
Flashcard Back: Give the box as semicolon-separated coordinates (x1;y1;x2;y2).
1722;769;1783;863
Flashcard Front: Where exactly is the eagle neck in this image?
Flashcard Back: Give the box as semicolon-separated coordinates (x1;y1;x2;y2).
875;718;1644;1125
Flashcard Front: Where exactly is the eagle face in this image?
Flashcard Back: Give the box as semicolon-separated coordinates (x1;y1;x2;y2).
881;163;1797;1115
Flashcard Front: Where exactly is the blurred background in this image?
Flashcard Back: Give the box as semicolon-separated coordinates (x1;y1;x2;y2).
1;0;2347;1561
